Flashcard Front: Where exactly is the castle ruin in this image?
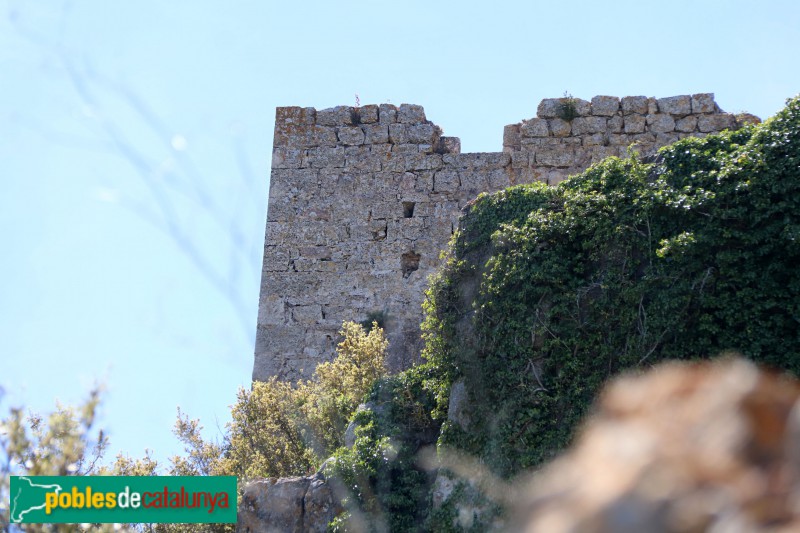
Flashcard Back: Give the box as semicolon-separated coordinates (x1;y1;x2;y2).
254;94;752;381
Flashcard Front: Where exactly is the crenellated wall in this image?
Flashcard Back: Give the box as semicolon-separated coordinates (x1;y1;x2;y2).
254;94;757;382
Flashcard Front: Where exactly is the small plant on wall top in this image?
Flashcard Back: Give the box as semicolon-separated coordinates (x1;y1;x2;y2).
558;91;579;121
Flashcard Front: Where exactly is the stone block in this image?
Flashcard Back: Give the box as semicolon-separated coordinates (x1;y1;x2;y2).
271;147;304;169
647;97;659;115
408;123;436;144
433;169;460;192
487;168;510;190
536;147;576;167
317;106;355;126
624;115;646;133
621;96;648;115
698;113;736;132
337;126;365;146
675;115;698;133
572;116;607;135
388;123;409;144
548;118;571;137
583;133;606;146
363;124;389;144
537;98;562;118
398;104;426;124
511;151;530;168
311;126;338;147
691;93;716;114
503;124;521;151
307;146;345;168
521;118;550;137
404;153;443;171
291;304;322;324
607;115;623;133
591;95;620;116
379;103;397;124
657;95;692;116
646;114;676;133
358;104;379;124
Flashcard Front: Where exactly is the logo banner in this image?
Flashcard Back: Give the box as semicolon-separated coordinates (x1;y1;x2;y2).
9;476;237;524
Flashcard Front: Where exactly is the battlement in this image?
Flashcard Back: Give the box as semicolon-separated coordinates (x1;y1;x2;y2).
255;94;757;381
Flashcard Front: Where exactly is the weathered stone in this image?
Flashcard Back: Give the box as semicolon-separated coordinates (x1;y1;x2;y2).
271;148;305;169
408;123;436;144
307;146;345;168
698;113;736;132
582;133;605;146
621;95;648;115
691;92;716;114
358;104;379;124
537;98;562;118
548;118;571;137
379;103;397;124
646;113;676;133
311;126;337;147
388;123;409;144
536;147;575;167
623;114;646;133
519;358;800;533
337;126;365;146
363;124;389;144
317;106;355;126
571;116;607;135
607;115;623;133
503;124;521;150
657;94;692;115
398;104;426;124
238;474;342;533
675;115;698;132
433;169;460;192
520;118;549;138
590;95;620;116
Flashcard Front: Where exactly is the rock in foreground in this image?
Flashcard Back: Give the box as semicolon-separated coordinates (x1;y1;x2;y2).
520;358;800;532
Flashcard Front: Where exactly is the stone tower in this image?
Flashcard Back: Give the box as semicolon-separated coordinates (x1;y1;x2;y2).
254;94;752;381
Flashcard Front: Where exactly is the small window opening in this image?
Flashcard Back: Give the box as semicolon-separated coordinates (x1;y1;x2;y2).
403;201;415;218
401;251;421;278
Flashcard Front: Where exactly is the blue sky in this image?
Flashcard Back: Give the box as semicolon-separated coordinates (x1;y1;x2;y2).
1;0;799;466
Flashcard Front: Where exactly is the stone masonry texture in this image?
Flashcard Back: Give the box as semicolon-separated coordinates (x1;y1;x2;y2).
255;94;755;381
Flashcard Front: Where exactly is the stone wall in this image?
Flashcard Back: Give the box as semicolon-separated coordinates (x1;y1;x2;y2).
255;94;755;381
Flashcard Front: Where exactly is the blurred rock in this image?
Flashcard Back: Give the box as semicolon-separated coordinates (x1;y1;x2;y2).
519;358;800;533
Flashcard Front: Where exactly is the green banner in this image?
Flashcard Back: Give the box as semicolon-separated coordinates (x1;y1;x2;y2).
9;476;237;524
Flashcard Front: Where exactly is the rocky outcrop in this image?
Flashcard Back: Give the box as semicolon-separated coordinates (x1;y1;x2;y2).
519;358;800;532
237;472;342;533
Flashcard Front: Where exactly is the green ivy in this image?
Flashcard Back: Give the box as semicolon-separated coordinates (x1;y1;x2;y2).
423;95;800;478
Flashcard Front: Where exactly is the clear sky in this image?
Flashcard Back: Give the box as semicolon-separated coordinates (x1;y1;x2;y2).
1;0;799;466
